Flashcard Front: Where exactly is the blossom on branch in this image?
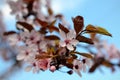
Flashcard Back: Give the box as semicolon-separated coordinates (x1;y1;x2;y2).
59;29;79;50
2;0;115;78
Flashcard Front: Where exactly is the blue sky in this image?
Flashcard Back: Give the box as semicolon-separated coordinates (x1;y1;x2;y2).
0;0;120;80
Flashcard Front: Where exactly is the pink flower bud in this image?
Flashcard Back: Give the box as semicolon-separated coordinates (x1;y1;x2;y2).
50;66;56;72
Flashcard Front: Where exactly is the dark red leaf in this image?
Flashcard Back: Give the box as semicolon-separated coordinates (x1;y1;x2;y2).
35;18;48;27
16;21;34;32
76;35;94;44
48;26;59;32
35;54;52;59
55;14;63;19
45;35;60;40
59;23;69;33
26;0;34;12
47;8;53;15
72;16;84;34
39;27;47;34
73;52;94;59
23;0;34;3
47;20;59;32
3;31;16;36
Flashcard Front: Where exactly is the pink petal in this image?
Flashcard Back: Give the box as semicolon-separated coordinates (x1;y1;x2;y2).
37;59;49;70
67;44;74;50
76;70;82;77
70;39;79;46
59;41;66;47
67;30;76;40
59;29;66;40
86;59;93;67
82;64;86;72
16;53;25;60
39;41;47;49
73;67;82;77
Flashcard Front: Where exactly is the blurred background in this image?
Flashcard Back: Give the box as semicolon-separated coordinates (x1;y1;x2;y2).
0;0;120;80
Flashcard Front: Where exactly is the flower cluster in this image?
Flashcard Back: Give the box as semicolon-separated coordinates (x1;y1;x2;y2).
4;15;96;76
4;0;113;77
7;0;69;26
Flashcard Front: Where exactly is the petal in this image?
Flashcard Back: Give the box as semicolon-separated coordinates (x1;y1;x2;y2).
73;59;78;65
16;53;25;60
82;64;86;72
76;70;82;77
67;30;76;40
25;66;32;72
59;29;66;40
59;41;66;47
86;59;93;68
24;56;32;62
70;39;79;46
73;68;82;77
39;41;46;49
67;44;74;50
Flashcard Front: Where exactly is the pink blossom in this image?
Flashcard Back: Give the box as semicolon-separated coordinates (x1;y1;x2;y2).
49;66;56;72
73;59;82;77
16;46;36;62
81;58;93;72
37;59;51;71
7;34;20;46
7;0;24;15
25;62;39;73
59;29;79;50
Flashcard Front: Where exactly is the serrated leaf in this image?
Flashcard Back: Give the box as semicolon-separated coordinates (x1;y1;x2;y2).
90;33;96;40
78;53;93;59
35;18;48;27
85;24;112;37
38;27;47;34
48;25;59;32
45;35;60;40
16;22;34;32
23;0;34;3
3;31;16;36
72;52;94;59
47;7;53;15
97;27;112;36
26;0;34;12
35;54;52;59
72;16;84;34
59;23;69;33
23;0;35;19
55;14;63;19
76;35;94;44
85;24;97;31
